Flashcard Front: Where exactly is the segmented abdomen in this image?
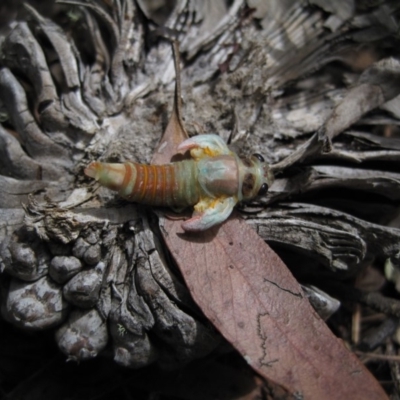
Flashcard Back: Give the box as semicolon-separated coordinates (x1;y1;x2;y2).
85;160;200;207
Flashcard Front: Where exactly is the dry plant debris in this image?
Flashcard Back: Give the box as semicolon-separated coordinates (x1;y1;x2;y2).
1;0;400;399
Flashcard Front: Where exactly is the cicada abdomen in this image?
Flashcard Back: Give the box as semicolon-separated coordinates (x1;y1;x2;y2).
84;160;200;207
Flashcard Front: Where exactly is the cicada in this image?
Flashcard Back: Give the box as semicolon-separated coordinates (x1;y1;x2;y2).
84;134;274;231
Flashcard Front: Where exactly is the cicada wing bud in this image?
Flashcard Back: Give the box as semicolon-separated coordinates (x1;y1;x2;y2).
182;197;236;231
178;134;232;159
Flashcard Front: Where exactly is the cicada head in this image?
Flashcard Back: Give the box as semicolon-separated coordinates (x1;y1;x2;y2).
239;153;274;201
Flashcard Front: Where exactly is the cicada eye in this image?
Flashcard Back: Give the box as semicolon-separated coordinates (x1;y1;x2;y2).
257;182;269;196
252;153;265;162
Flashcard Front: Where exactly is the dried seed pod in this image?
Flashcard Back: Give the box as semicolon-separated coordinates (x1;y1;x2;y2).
72;237;88;259
1;238;38;281
135;241;221;368
49;256;83;284
3;276;68;330
0;228;50;281
82;244;102;265
63;262;105;308
108;266;157;367
110;319;158;368
56;309;108;361
72;237;102;265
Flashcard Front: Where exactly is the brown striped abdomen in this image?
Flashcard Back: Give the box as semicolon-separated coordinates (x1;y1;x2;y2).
85;160;200;207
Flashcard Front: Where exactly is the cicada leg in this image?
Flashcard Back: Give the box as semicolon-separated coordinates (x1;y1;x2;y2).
177;134;233;160
182;196;236;231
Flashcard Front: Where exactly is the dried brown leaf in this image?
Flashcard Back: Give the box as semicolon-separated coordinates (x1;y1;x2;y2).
162;216;388;399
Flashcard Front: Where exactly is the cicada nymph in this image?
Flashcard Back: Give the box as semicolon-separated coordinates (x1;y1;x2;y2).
84;134;274;231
